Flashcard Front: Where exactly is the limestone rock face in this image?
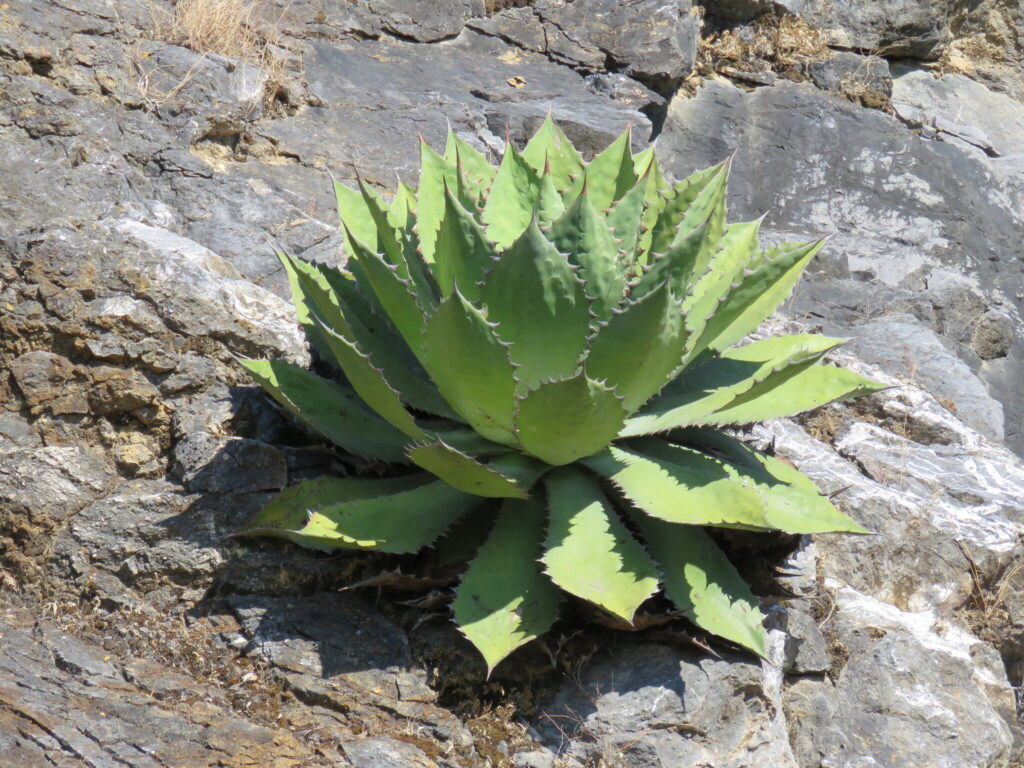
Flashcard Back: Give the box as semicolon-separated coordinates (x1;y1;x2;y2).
2;1;1024;766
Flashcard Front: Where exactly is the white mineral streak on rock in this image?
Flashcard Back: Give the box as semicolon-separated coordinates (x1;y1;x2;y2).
112;218;308;363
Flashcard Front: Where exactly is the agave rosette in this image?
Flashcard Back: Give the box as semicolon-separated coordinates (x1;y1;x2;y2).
239;117;883;672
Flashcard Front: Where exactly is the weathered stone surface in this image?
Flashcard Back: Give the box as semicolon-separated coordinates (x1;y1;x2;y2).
892;66;1024;157
0;610;328;767
844;315;1005;441
657;78;1024;455
4;0;1024;765
470;0;700;91
171;432;287;493
0;446;116;521
538;642;797;767
789;0;960;59
785;587;1016;768
766;606;830;674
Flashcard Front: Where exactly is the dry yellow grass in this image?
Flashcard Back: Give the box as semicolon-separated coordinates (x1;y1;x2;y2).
146;0;291;107
700;15;830;80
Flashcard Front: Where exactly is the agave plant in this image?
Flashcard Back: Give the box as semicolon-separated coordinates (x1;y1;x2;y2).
239;117;883;672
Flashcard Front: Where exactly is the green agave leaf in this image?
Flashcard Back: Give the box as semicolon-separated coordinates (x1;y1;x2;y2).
386;181;416;229
434;183;497;303
445;132;495;199
694;239;826;355
424;290;517;446
681;218;763;328
277;250;330;355
430;426;513;456
481;144;541;248
676;429;870;534
622;334;844;436
647;161;725;256
700;362;887;426
355;177;438;310
314;318;427;440
417;139;461;262
583;441;771;528
629;222;708;302
334;180;379;255
453;497;561;674
605;175;648;263
537;168;566;228
570;126;637;212
687;159;731;281
343;224;429;360
318;264;459;420
633;514;766;656
543;467;660;622
522;115;583;191
239;474;479;553
585;283;689;412
632;147;655;177
407;441;546;499
515;374;626;466
545;189;625;322
636;156;670;263
239;359;410;464
481;218;590;389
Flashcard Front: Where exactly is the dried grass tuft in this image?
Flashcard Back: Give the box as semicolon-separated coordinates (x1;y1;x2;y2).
699;15;830;81
148;0;291;106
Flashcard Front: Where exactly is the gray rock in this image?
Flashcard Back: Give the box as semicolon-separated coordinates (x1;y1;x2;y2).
112;218;309;362
373;0;486;42
584;73;666;111
0;446;115;521
767;606;830;674
134;43;269;127
756;377;1024;614
343;737;435;768
792;0;960;59
171;431;287;493
845;315;1005;441
656;79;1024;455
513;748;558;768
892;67;1024;157
0;612;329;766
470;0;700;91
230;594;472;751
538;643;796;767
785;587;1016;768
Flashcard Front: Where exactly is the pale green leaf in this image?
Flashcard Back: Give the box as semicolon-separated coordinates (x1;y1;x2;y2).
434;184;497;302
585;284;689;412
522;115;582;191
481;145;541;248
675;429;870;534
407;441;546;499
454;498;561;674
480;219;590;389
239;475;479;553
239;359;409;464
694;239;826;355
545;189;625;322
543;467;659;622
633;514;766;655
515;374;626;466
314;318;427;440
423;291;517;446
583;441;771;528
622;334;844;436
